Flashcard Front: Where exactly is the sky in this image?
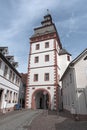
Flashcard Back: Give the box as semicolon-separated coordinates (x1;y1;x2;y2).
0;0;87;73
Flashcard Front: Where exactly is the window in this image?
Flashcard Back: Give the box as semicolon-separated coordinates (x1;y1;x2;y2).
9;91;12;103
0;59;2;69
70;73;72;83
6;90;9;102
17;78;20;85
45;42;49;48
9;70;12;80
67;55;70;61
35;56;39;63
36;44;40;50
45;73;49;81
45;55;49;62
4;65;8;77
16;76;17;83
34;74;38;81
12;73;15;82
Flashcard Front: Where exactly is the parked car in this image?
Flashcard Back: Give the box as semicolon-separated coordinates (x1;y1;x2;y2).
14;104;21;110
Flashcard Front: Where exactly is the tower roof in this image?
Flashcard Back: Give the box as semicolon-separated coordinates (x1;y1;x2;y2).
30;13;62;48
31;14;56;38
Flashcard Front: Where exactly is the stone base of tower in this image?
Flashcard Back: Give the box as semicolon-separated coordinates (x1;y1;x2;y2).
25;86;58;110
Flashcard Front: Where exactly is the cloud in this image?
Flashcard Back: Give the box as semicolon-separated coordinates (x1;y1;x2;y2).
0;0;87;72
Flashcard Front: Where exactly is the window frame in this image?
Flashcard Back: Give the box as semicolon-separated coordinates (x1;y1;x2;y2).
44;73;49;81
9;70;12;80
12;73;15;82
35;56;39;63
34;74;38;81
36;44;40;50
45;55;49;62
45;42;49;48
3;65;8;77
67;55;70;61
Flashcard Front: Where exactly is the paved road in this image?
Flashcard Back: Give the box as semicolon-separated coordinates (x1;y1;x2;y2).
0;109;41;130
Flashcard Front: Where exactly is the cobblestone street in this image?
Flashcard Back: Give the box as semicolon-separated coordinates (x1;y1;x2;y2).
0;110;87;130
0;109;41;130
28;110;87;130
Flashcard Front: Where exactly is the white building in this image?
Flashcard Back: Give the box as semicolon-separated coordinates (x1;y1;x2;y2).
61;49;87;119
26;14;71;110
0;47;21;113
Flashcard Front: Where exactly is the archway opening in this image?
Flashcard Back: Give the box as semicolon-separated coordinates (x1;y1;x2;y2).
32;90;50;109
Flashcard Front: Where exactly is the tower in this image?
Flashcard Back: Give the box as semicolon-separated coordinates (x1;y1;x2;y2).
25;13;71;110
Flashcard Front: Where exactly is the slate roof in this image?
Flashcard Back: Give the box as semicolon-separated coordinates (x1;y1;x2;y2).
59;48;71;55
30;14;56;38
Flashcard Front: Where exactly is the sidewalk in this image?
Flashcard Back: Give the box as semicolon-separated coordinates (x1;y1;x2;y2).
28;110;87;130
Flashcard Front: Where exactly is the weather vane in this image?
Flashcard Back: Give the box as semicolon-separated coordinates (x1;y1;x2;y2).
47;9;50;14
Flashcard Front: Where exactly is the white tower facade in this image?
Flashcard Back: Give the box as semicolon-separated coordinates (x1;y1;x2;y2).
26;14;71;110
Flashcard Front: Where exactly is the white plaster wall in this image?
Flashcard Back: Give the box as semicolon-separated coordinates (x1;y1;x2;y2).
62;69;76;112
27;38;60;110
58;54;71;78
0;82;19;109
62;53;87;115
0;58;21;111
31;39;54;54
75;55;87;89
0;76;19;91
30;51;54;68
74;54;87;114
29;67;55;85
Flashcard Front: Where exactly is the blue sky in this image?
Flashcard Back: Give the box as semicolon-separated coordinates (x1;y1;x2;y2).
0;0;87;73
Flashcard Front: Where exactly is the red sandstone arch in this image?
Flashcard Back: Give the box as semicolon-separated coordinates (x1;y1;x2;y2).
31;88;51;109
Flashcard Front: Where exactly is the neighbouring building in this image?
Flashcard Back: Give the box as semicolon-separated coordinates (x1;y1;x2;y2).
0;47;21;113
61;48;87;120
19;73;27;108
26;13;71;110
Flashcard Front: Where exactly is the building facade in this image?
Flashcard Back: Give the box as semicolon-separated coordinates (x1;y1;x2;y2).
19;73;27;108
26;14;71;110
0;47;21;113
61;49;87;119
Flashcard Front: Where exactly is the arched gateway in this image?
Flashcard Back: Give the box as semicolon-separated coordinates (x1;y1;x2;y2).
31;89;51;109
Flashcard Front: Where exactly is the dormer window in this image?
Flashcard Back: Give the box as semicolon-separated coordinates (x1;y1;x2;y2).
67;55;70;61
4;65;8;77
84;56;87;60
